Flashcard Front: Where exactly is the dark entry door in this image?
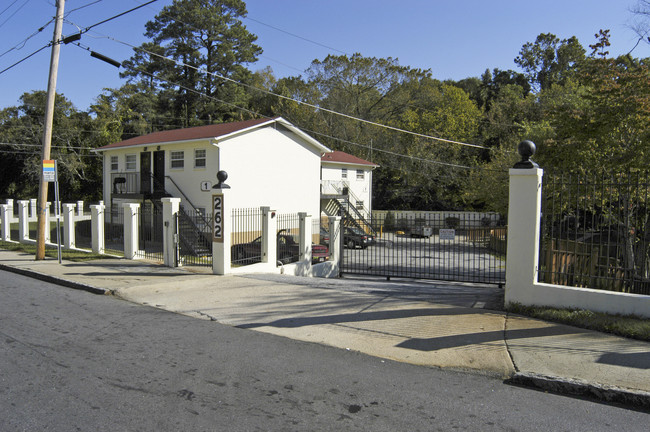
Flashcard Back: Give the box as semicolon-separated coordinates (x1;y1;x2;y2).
140;152;151;194
153;150;165;194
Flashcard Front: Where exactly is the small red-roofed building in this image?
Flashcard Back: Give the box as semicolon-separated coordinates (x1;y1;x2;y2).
320;150;379;223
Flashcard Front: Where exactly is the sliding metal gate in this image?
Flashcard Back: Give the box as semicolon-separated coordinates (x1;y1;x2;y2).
340;212;507;285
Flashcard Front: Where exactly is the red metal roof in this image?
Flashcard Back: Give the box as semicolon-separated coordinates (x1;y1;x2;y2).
321;150;378;167
96;117;275;151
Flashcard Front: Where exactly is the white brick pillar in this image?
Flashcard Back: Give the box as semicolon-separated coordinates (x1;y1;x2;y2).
212;190;232;275
296;212;312;274
0;205;9;241
63;203;76;249
123;203;140;260
29;198;37;221
261;206;278;265
91;203;105;254
162;197;181;267
17;200;29;243
505;167;544;304
328;216;342;266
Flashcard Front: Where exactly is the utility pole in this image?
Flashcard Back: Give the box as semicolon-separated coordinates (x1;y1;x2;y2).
36;0;65;260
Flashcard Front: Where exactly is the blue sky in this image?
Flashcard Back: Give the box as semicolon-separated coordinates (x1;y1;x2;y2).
0;0;648;111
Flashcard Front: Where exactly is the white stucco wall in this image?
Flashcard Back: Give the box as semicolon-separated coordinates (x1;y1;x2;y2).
101;123;325;220
215;126;321;218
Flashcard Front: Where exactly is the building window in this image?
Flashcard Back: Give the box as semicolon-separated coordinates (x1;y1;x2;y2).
356;169;364;180
194;149;206;168
125;154;136;171
170;151;184;169
110;156;118;171
356;200;364;210
342;168;347;179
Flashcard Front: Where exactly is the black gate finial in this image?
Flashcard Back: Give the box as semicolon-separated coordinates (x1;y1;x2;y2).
513;140;539;168
213;170;231;189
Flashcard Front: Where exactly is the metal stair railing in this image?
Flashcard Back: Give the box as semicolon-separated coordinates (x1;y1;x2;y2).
146;175;212;258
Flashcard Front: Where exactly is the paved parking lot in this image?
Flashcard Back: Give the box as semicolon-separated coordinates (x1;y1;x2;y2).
341;232;506;284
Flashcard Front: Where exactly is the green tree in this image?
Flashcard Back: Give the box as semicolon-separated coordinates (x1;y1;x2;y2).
0;92;102;201
515;33;586;91
122;0;262;126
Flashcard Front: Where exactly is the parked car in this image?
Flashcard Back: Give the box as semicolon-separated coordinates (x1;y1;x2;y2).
343;226;375;249
232;229;329;265
320;228;330;246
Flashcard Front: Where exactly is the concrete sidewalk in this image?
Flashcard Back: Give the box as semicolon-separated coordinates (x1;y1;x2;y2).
1;249;648;409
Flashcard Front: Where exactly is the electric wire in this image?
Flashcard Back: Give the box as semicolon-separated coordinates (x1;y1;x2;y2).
132;67;480;170
243;15;347;55
0;43;51;76
106;34;489;150
0;0;30;30
0;18;54;59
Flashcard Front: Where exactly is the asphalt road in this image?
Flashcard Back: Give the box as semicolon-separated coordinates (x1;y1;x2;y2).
1;270;646;431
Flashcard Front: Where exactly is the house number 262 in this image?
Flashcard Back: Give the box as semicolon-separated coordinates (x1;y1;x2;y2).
213;194;224;242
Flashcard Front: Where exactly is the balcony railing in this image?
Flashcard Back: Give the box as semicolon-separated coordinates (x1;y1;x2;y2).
111;172;140;195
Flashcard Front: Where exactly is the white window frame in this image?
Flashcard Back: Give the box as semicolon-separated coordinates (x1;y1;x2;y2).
110;155;118;171
342;168;348;179
170;151;184;169
194;148;206;168
125;154;136;171
356;200;364;210
356;169;364;180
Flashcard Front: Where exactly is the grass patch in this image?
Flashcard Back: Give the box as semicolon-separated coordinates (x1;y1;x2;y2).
0;241;116;262
507;302;650;342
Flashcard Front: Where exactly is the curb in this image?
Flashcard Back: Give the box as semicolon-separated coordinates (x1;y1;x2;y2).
0;263;110;296
506;372;650;411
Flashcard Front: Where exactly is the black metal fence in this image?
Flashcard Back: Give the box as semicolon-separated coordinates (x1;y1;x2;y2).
75;218;93;250
341;211;507;284
135;202;164;263
104;207;124;256
231;208;263;266
277;213;300;265
539;171;650;295
177;207;212;267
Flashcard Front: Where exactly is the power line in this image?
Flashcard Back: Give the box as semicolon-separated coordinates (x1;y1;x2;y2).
0;43;51;76
106;35;489;150
133;67;478;171
244;15;346;55
0;18;53;59
0;0;30;30
65;0;104;17
80;0;157;33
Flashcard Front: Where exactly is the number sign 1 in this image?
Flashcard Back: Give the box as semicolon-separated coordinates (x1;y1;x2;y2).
213;194;224;242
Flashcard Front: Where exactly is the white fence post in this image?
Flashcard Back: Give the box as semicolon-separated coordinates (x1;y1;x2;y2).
63;203;76;249
0;204;9;241
328;216;342;266
29;198;37;221
17;200;29;243
77;201;84;217
91;203;105;254
505;160;544;304
162;197;181;267
212;190;232;275
261;206;277;265
296;212;312;275
123;203;140;260
45;202;51;243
